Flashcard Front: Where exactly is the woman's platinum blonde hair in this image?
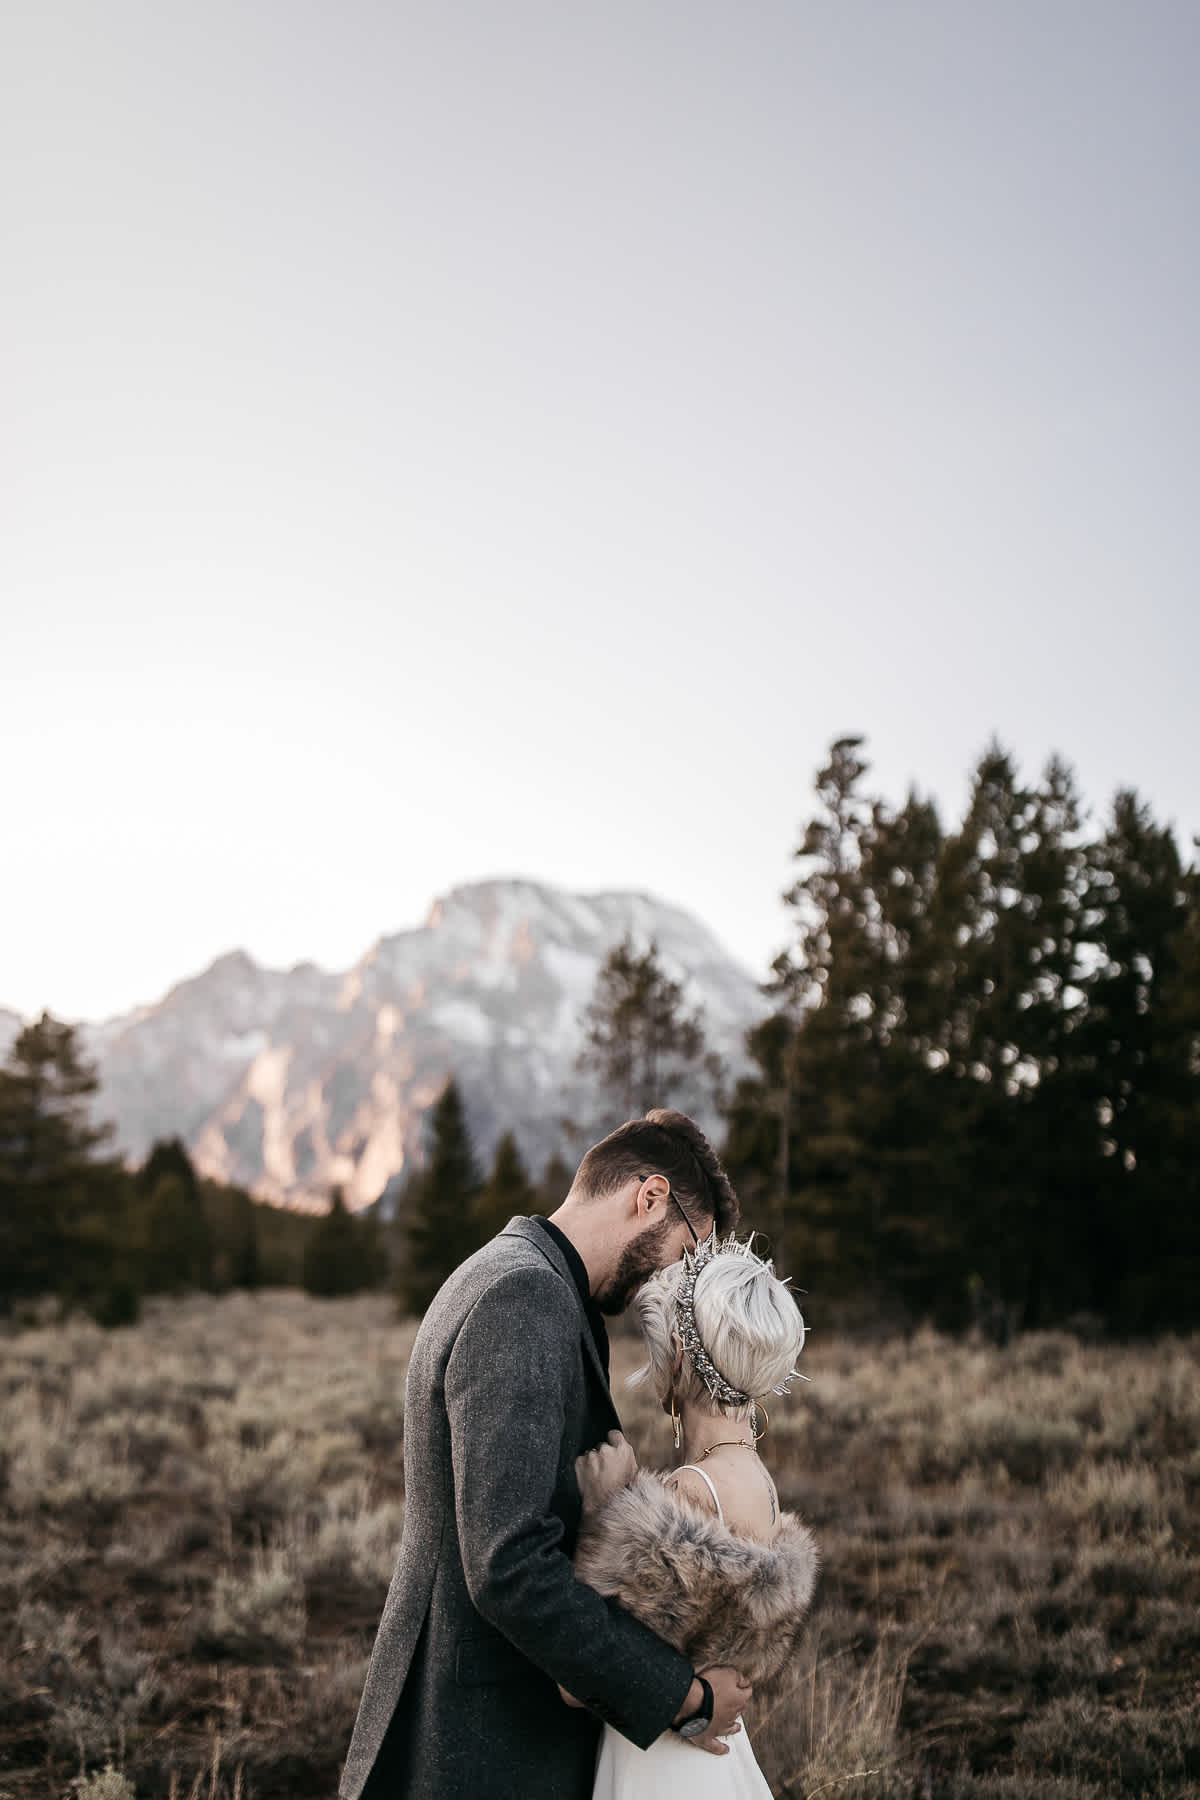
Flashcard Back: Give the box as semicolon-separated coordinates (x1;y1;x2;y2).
630;1233;806;1421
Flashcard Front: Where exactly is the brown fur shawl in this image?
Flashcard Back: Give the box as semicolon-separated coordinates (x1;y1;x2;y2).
573;1470;819;1688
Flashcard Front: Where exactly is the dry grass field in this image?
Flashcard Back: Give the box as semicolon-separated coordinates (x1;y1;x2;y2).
1;1292;1197;1800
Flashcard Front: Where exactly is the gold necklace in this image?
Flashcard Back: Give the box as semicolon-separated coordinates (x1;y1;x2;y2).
695;1439;754;1461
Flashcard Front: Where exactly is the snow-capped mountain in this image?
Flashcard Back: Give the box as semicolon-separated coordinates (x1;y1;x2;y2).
6;881;766;1209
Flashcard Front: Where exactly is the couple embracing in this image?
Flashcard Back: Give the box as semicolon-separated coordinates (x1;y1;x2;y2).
341;1109;819;1799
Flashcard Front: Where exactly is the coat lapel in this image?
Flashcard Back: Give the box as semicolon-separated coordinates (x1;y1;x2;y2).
502;1217;619;1427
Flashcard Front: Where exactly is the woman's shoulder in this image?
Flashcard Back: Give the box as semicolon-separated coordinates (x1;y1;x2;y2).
574;1467;820;1684
664;1464;723;1520
580;1466;813;1571
667;1459;782;1545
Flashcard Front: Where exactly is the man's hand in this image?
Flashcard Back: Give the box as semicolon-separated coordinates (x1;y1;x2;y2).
575;1430;638;1512
675;1666;753;1756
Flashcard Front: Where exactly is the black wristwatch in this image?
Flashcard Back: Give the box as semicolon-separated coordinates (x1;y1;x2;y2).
672;1675;714;1739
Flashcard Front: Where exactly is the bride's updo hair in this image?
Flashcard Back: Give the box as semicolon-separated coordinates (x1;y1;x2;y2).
631;1240;805;1422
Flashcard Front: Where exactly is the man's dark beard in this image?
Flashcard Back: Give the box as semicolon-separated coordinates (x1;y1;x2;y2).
595;1215;677;1316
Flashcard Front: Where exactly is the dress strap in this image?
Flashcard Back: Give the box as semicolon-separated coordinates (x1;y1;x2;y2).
673;1463;724;1523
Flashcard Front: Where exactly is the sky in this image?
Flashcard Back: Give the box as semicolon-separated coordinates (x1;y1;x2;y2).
4;1;1198;1023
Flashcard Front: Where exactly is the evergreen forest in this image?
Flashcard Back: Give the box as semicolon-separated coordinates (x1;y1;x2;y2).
2;736;1197;1336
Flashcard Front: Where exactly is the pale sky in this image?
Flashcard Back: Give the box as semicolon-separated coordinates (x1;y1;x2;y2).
4;2;1198;1023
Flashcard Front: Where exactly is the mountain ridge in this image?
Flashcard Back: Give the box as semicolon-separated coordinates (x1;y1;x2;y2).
1;878;766;1210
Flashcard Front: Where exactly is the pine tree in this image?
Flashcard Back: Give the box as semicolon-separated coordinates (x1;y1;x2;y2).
474;1131;535;1245
139;1137;199;1200
766;737;912;1301
142;1173;214;1292
135;1137;214;1293
1076;791;1198;1325
537;1151;573;1214
721;1011;800;1266
578;937;719;1117
399;1079;481;1315
0;1013;117;1307
1153;849;1200;1320
229;1187;262;1289
939;748;1095;1325
302;1188;378;1296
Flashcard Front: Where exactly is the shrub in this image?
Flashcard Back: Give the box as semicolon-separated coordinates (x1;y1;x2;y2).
72;1766;137;1800
194;1559;306;1662
1047;1457;1179;1539
1015;1696;1197;1789
941;1773;1104;1800
3;1294;1197;1800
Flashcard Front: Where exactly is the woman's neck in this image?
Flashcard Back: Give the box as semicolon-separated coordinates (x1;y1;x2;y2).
678;1398;755;1463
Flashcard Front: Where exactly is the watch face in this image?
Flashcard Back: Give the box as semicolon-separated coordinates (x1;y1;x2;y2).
678;1716;709;1739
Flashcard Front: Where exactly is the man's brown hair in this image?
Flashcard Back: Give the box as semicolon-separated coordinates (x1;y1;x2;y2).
572;1108;739;1238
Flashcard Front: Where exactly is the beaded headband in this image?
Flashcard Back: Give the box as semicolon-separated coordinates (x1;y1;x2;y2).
673;1230;807;1409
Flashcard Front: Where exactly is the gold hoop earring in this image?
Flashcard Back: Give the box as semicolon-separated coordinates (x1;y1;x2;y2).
751;1401;769;1443
670;1399;682;1451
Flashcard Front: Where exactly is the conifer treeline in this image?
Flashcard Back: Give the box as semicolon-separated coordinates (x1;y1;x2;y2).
2;736;1196;1333
0;1010;287;1321
0;1018;564;1321
723;738;1200;1332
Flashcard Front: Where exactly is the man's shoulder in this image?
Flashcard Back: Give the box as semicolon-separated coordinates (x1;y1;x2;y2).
477;1218;570;1282
420;1222;577;1336
466;1225;578;1313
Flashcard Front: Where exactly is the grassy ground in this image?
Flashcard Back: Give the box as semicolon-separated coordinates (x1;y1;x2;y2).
0;1293;1196;1800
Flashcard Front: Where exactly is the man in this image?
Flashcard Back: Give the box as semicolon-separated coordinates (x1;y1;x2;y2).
341;1108;748;1800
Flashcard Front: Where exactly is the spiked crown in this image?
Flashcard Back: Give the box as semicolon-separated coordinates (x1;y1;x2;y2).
673;1230;807;1409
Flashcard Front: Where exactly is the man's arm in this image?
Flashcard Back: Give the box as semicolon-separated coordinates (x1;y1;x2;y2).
560;1670;752;1756
571;1437;751;1754
444;1264;694;1749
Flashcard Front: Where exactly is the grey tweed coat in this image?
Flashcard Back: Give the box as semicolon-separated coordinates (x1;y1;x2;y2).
340;1218;695;1800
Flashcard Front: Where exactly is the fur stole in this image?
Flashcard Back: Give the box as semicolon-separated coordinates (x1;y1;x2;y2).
574;1470;819;1688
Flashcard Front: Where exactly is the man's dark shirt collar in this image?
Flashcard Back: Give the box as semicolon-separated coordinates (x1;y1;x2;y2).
530;1215;610;1380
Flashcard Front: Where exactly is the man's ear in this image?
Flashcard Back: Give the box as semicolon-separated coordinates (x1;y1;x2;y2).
635;1173;670;1221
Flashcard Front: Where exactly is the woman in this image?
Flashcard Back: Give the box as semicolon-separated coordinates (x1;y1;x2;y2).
570;1232;819;1799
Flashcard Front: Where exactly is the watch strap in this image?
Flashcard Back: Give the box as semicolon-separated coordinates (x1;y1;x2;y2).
672;1674;714;1737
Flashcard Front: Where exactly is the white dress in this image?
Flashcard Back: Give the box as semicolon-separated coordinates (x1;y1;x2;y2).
591;1466;774;1800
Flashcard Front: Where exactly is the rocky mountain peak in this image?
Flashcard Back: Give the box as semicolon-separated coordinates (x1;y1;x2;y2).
3;879;765;1211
